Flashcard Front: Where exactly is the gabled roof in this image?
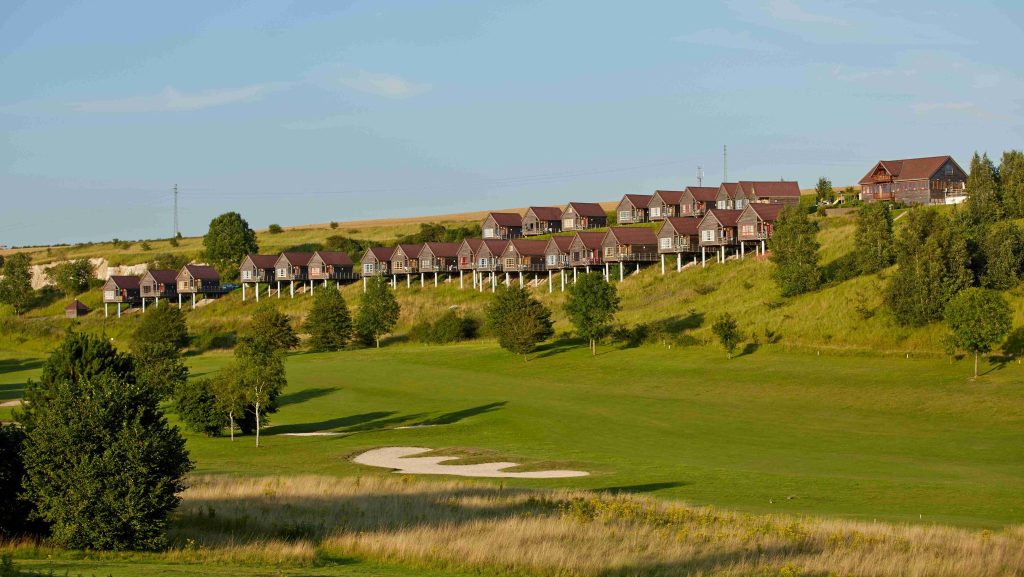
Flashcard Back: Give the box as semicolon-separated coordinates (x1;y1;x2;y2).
458;238;483;253
106;275;140;289
507;239;548;256
746;203;786;222
660;217;700;236
312;251;354;266
279;252;314;266
858;155;960;184
740;181;801;199
525;206;563;221
364;247;395;261
652;190;685;204
702;209;743;227
564;202;607;218
243;254;278;269
606;227;657;245
571;231;606;249
685;186;720;202
421;242;460;258
621;194;653;208
479;239;510;256
144;269;179;284
182;264;220;281
719;183;744;199
65;299;90;312
546;235;575;252
485;212;523;227
393;244;424;259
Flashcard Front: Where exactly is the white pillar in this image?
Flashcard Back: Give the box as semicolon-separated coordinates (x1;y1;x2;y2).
677;253;681;272
420;273;424;287
561;270;565;291
178;294;182;309
701;246;706;268
460;270;464;289
277;281;281;298
142;297;146;312
720;246;724;263
519;272;523;288
290;281;294;298
491;273;496;292
256;283;260;301
661;254;665;275
310;280;314;295
363;277;367;293
117;303;121;318
761;240;766;254
191;293;196;309
242;283;246;301
105;302;108;318
741;242;745;259
604;263;609;281
434;272;438;287
619;263;624;282
548;269;553;293
573;267;577;283
636;262;640;274
155;296;159;308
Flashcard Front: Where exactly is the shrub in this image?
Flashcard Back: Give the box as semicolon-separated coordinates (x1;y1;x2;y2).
0;425;38;537
712;313;741;359
409;310;479;344
329;221;338;229
304;287;352;352
175;379;225;436
141;241;152;251
268;224;283;234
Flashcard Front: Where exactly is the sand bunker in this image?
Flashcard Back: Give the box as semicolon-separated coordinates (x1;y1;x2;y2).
352;446;589;479
281;431;345;437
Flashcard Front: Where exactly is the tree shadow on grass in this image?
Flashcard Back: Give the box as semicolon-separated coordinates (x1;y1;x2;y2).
600;481;689;494
0;358;44;376
277;387;339;407
534;338;583;359
264;411;397;435
739;342;760;357
415;402;506;426
0;382;26;402
266;402;507;436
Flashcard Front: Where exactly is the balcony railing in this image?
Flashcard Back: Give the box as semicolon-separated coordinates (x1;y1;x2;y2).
604;252;659;262
503;263;548;272
569;257;603;266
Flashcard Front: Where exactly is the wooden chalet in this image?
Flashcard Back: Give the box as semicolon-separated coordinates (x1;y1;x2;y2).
361;247;394;277
649;190;685;220
501;239;548;276
481;212;523;240
616;194;652;224
65;299;90;319
680;186;719;217
102;275;140;318
390;244;424;287
139;269;178;309
600;227;658;280
858;155;966;205
176;265;223;308
473;240;510;291
697;209;743;266
568;231;606;269
418;242;460;287
738;181;801;205
273;252;313;298
239;254;277;302
656;217;701;273
737;203;785;257
308;251;357;285
457;238;482;272
522;206;563;236
561;202;607;231
716;183;747;210
544;236;573;270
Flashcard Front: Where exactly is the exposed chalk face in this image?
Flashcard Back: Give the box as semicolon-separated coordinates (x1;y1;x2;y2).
353;446;589;479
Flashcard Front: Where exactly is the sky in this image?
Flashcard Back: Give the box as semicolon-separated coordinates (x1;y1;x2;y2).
2;0;1023;246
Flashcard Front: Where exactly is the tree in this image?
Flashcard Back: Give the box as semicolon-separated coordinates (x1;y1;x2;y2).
45;259;93;297
247;303;299;353
268;223;283;234
963;152;1002;229
498;309;548;361
174;378;225;436
563;273;620;355
0;424;36;537
815;177;834;204
303;287;353;352
1000;150;1024;218
0;253;34;315
234;338;287;447
202;212;258;279
769;207;821;297
21;371;192;550
981;221;1024;290
711;313;741;359
944;288;1013;379
211;364;247;441
853;202;894;274
132;305;190;398
356;277;400;348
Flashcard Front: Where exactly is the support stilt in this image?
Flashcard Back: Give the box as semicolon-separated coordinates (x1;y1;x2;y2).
604;263;609;281
701;246;706;268
191;293;196;309
460;270;464;289
561;270;565;291
105;302;108;318
619;263;623;282
519;272;523;288
363;277;367;293
142;298;146;312
178;294;182;309
277;281;281;298
117;303;121;318
661;254;665;275
290;281;294;298
677;253;681;272
256;283;260;301
573;267;577;283
242;283;246;301
548;269;553;293
434;272;438;287
741;242;745;259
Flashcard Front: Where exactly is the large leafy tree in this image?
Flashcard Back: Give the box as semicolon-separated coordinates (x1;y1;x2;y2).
1000;150;1024;218
247;303;300;353
355;277;400;348
769;207;821;297
563;273;619;355
232;304;297;445
0;252;34;315
853;202;895;274
962;152;1002;229
202;212;258;279
0;424;37;537
45;259;94;297
981;221;1024;290
814;177;834;204
174;378;225;436
212;363;248;441
944;288;1013;379
303;287;353;352
485;286;554;360
132;305;190;398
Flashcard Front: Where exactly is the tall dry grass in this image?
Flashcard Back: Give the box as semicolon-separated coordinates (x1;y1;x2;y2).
171;475;1024;576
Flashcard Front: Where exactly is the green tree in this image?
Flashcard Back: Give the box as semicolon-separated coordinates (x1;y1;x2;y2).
499;309;548;361
355;277;400;348
212;364;247;441
267;223;283;234
563;273;620;355
234;338;287;447
944;288;1013;379
853;202;894;274
484;286;553;359
769;207;821;297
174;378;225;436
45;259;93;297
0;253;34;315
963;152;1002;229
711;313;741;359
21;371;192;550
303;287;352;352
202;212;258;280
132;305;190;398
247;303;300;353
815;177;834;204
999;150;1024;218
981;221;1024;290
0;425;36;537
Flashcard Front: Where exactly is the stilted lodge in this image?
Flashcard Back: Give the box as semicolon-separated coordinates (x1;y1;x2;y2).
615;194;653;224
500;239;548;287
679;186;719;217
481;212;523;240
139;269;178;310
736;203;785;257
474;239;509;292
308;251;357;291
600;227;659;281
274;252;314;298
390;244;424;288
697;209;743;266
360;246;395;292
522;206;564;236
417;242;460;287
176;264;222;309
858;155;966;205
543;236;574;292
456;238;483;289
239;254;277;302
648;190;685;220
561;202;608;231
656;217;701;273
102;275;140;318
716;183;747;210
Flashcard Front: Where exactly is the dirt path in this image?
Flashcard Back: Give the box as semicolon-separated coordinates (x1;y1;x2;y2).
352;446;589;479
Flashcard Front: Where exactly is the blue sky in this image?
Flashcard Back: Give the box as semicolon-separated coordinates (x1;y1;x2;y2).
2;1;1022;246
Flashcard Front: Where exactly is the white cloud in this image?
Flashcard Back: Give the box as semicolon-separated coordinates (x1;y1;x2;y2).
332;67;431;98
765;0;846;25
73;83;286;113
674;28;781;53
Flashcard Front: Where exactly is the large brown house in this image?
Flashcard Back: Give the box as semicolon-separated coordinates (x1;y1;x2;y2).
176;265;222;308
697;209;743;266
616;194;652;224
239;254;277;301
274;252;314;298
680;186;719;216
600;227;658;280
139;269;178;309
858;155;967;205
456;239;483;288
716;183;747;210
648;190;685;220
568;231;605;269
481;212;523;239
102;275;140;318
561;202;608;231
308;251;357;288
501;239;548;286
737;203;785;257
522;207;563;236
360;247;395;291
418;242;460;286
390;244;424;286
543;236;575;292
474;240;510;291
739;181;801;205
656;217;701;273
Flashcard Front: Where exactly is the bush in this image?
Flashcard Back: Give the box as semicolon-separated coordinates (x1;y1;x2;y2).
268;224;283;234
409;310;479;344
329;221;338;229
0;425;38;537
175;379;225;436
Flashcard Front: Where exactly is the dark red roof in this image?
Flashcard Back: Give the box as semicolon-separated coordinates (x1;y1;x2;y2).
313;251;353;266
565;202;607;218
607;227;657;245
394;244;424;259
422;242;460;258
547;236;574;252
621;194;652;208
858;155;960;184
280;252;314;266
720;183;744;199
662;217;700;235
245;254;278;268
486;212;523;227
479;239;510;256
527;206;563;220
704;209;743;227
365;247;395;261
65;299;90;312
747;203;786;221
572;231;606;249
653;190;685;204
145;269;179;284
740;181;801;199
459;238;483;253
107;275;140;289
508;239;548;256
182;265;219;281
685;186;719;201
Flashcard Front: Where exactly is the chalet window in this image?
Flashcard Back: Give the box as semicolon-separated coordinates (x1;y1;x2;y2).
741;225;754;235
277;268;287;277
242;270;251;280
700;229;715;242
478;257;488;267
650;206;661;217
483;228;496;239
604;246;615;257
504;257;515;268
945;165;953;175
546;254;557;265
362;263;374;274
659;237;672;249
618;210;631;222
716;200;727;209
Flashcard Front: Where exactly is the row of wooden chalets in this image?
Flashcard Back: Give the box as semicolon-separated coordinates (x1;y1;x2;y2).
101;265;223;317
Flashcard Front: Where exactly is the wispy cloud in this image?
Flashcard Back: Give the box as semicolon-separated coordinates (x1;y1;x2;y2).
765;0;845;25
73;83;287;113
911;101;1006;121
673;28;781;53
331;67;431;98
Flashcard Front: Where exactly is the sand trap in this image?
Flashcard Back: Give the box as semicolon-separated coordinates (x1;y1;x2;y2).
0;400;22;408
353;446;589;479
281;431;346;437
